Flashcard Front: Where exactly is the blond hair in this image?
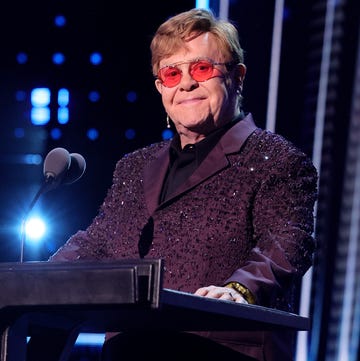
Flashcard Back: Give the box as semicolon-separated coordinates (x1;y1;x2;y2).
150;8;244;76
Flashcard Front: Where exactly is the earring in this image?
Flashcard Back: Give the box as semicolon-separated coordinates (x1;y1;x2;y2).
166;114;171;128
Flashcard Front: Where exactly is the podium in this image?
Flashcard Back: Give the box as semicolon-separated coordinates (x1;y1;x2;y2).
0;260;310;361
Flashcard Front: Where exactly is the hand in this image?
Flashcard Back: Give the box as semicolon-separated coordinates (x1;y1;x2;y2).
194;285;248;304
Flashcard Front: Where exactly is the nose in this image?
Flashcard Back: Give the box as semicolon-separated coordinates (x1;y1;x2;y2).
177;66;198;91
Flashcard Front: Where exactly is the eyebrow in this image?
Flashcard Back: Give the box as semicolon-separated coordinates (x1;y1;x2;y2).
159;57;217;69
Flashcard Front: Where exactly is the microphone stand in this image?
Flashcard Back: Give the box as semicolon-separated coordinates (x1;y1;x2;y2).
20;179;53;262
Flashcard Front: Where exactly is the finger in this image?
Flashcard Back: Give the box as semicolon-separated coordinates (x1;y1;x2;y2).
224;291;235;301
194;287;210;296
209;288;233;299
233;295;248;304
216;290;235;301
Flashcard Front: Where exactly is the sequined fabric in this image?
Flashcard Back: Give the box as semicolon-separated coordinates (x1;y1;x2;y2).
50;113;318;312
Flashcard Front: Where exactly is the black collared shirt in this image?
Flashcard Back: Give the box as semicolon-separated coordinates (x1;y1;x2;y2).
160;114;244;203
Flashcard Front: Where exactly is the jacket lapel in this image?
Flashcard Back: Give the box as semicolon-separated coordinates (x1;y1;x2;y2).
170;113;257;199
143;146;170;214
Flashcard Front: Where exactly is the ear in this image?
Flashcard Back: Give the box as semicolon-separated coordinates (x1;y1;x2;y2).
237;63;246;83
155;79;163;94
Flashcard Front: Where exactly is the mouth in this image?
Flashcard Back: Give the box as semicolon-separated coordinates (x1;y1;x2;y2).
177;97;205;105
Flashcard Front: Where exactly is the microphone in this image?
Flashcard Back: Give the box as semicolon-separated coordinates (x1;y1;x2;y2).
42;148;86;190
62;153;86;185
20;147;86;262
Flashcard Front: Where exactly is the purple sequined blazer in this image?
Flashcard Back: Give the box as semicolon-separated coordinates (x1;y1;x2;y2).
52;115;317;306
50;113;318;359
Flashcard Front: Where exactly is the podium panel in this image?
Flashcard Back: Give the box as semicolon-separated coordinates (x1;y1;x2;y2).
0;260;309;361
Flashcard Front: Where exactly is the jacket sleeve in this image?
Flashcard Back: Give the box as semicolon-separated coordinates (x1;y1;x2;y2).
48;157;134;262
224;151;318;310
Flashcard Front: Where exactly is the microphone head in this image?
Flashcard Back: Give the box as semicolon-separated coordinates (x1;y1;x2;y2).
62;153;86;185
43;147;71;182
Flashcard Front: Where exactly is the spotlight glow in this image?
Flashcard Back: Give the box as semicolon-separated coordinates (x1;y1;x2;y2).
25;218;46;242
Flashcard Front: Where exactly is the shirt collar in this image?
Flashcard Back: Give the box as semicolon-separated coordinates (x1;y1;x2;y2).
169;112;245;159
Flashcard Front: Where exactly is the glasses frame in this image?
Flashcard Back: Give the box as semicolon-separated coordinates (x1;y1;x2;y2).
156;57;237;88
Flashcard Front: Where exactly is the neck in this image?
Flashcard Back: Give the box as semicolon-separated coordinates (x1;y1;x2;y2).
179;132;206;148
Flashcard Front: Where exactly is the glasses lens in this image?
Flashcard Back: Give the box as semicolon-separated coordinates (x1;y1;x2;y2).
190;60;215;81
158;66;182;87
158;60;220;87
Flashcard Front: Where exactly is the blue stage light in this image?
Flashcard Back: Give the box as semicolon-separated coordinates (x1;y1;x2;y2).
50;128;62;140
58;88;69;107
52;52;65;65
90;52;102;65
23;154;42;165
58;108;69;124
54;15;66;27
31;88;51;107
125;128;136;140
31;107;50;125
162;129;174;140
16;52;28;64
87;128;99;140
196;0;210;9
126;91;137;103
88;91;100;102
76;333;105;346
